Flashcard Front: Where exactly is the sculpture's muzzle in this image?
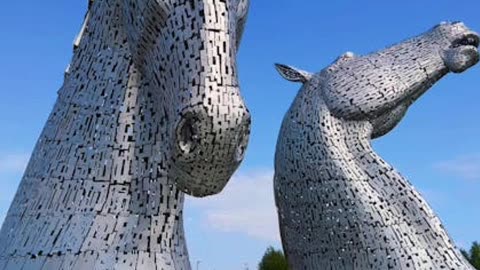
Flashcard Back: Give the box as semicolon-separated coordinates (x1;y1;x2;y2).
171;102;251;197
444;27;479;73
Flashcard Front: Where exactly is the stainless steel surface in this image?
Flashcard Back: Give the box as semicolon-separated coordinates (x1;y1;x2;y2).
0;0;250;269
274;22;479;270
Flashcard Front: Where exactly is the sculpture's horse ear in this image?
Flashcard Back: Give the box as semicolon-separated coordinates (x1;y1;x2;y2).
275;63;312;83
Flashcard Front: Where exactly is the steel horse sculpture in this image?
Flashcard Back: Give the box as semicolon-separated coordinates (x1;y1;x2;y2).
274;22;479;269
0;0;250;269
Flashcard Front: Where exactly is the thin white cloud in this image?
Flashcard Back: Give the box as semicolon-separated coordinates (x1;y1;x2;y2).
434;154;480;181
187;169;280;242
0;153;30;175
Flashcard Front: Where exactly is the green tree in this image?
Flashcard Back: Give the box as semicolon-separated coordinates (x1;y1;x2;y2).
258;246;289;270
461;242;480;269
470;242;480;269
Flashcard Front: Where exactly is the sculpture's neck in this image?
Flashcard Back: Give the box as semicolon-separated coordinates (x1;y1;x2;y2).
30;0;187;259
342;122;394;179
277;92;470;268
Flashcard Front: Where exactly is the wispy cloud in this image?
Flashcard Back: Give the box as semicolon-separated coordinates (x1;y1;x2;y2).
434;154;480;181
0;153;30;175
187;169;280;242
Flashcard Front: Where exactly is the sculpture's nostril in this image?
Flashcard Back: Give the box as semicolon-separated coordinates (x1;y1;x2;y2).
234;116;251;162
235;133;247;162
177;114;199;155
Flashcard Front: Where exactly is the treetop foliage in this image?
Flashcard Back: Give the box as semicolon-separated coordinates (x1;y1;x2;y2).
461;241;480;269
258;246;289;270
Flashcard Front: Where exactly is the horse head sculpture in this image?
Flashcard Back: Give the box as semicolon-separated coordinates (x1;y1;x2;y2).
73;0;251;195
274;22;479;269
0;0;250;269
120;0;251;196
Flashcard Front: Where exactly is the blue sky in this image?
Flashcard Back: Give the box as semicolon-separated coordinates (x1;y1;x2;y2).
1;0;480;269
